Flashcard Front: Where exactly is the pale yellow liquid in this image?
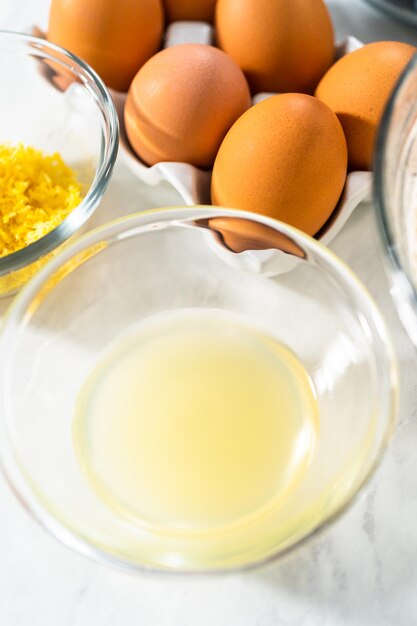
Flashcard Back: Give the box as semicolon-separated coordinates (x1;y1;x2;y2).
74;310;319;534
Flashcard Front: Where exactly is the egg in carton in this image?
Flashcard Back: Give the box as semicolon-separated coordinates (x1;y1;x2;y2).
32;22;371;276
113;23;372;248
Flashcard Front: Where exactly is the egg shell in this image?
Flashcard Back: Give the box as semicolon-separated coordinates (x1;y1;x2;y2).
207;217;306;256
47;0;164;92
124;44;251;169
215;0;334;94
211;93;348;236
163;0;217;22
316;41;416;171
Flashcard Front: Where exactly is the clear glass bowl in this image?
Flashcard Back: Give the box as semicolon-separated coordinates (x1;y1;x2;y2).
364;0;417;27
374;52;417;346
0;207;397;572
0;31;119;297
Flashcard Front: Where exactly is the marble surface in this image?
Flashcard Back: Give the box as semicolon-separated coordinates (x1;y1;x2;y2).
1;1;417;624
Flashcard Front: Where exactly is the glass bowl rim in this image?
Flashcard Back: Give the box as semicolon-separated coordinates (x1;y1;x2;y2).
0;30;119;276
0;206;399;573
374;52;417;312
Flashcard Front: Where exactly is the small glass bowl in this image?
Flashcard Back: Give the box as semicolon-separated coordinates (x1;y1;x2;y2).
0;207;397;573
0;31;119;297
374;52;417;346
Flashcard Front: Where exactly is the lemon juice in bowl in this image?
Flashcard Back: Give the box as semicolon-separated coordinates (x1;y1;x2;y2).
73;308;319;535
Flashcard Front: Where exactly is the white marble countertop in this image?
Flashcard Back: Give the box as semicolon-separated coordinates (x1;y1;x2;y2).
1;1;417;624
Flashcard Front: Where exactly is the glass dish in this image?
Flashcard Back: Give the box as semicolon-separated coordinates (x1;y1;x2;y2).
0;31;119;297
364;0;417;27
0;207;398;572
374;52;417;346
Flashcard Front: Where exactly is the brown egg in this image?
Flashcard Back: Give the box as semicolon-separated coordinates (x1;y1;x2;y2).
315;41;416;171
211;94;348;236
207;217;306;256
124;44;251;168
47;0;164;92
215;0;334;94
163;0;217;22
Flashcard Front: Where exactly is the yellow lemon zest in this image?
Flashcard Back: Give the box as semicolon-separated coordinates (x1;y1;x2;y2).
0;143;82;258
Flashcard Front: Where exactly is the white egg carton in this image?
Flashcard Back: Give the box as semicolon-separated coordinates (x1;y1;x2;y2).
114;24;372;246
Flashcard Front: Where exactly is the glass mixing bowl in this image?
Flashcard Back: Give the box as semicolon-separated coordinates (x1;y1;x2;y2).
0;31;119;297
364;0;417;27
374;52;417;346
0;207;397;572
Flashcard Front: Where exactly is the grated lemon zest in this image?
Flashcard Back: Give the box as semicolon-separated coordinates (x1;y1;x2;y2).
0;143;83;258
